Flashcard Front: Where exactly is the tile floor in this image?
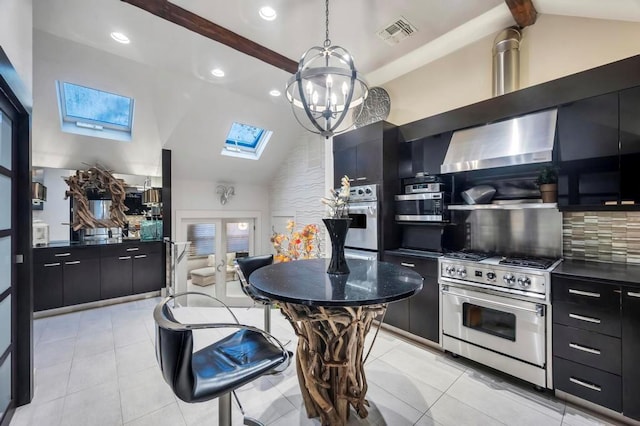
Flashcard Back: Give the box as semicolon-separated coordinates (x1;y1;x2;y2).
11;297;626;426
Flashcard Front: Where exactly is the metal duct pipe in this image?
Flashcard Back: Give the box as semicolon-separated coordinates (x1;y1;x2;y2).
492;27;522;96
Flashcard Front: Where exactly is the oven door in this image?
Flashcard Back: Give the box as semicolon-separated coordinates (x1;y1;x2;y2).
442;284;546;367
345;202;377;251
395;193;444;222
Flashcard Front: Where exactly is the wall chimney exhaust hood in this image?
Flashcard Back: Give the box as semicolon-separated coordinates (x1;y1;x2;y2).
440;109;557;174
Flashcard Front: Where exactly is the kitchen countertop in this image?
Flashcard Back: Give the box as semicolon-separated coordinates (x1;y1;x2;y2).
552;259;640;288
34;239;163;249
384;248;443;260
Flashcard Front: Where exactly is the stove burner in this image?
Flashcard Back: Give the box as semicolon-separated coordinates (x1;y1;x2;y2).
499;256;557;270
443;251;492;262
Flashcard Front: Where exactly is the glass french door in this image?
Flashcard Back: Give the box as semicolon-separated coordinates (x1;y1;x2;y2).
0;85;17;421
183;217;255;307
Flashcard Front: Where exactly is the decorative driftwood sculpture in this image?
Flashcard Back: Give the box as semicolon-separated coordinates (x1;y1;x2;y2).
64;165;128;231
278;302;385;426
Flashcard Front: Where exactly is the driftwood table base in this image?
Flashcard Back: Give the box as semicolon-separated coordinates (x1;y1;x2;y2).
278;302;386;426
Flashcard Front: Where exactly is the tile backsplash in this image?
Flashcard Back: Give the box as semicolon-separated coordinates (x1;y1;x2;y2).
563;212;640;264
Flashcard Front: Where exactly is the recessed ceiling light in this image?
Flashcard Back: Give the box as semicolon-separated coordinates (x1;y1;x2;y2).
110;32;130;44
269;89;281;97
259;6;277;21
211;68;225;78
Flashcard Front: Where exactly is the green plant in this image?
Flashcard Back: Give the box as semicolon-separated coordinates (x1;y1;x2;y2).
535;165;558;186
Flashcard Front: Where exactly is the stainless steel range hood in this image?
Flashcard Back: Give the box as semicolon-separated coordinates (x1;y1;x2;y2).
441;109;557;174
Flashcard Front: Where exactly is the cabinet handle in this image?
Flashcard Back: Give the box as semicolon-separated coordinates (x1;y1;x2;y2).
65;261;80;265
569;313;601;324
134;254;147;259
126;247;139;252
54;253;71;257
356;177;367;181
400;262;415;268
569;377;601;392
628;292;640;298
569;289;600;298
569;343;601;355
44;262;61;267
348;178;355;182
119;256;131;260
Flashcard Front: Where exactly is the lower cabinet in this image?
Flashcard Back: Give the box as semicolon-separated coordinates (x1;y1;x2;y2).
132;253;164;294
622;287;640;420
382;252;439;344
63;258;101;306
33;261;63;311
101;256;133;299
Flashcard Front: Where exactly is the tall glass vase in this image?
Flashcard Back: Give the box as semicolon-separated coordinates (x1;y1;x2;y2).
322;218;352;275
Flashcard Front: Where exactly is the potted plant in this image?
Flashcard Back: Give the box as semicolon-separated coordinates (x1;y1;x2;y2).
536;165;558;203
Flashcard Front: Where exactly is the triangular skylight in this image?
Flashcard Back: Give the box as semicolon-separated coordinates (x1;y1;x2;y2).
221;122;272;160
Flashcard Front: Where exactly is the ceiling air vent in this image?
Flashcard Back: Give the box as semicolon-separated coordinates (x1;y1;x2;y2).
377;16;417;45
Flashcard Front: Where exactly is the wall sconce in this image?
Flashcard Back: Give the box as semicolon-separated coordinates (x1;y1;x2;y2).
216;185;235;205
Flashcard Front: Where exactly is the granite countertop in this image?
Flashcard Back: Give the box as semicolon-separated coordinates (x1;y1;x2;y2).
34;238;163;249
384;248;443;260
553;259;640;288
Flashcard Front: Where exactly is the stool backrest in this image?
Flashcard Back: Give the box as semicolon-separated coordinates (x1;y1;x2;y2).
236;255;273;297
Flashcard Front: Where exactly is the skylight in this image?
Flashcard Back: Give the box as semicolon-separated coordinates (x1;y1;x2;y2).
221;122;272;160
56;81;134;141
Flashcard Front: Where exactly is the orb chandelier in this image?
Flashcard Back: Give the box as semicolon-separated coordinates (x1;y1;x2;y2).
286;0;369;139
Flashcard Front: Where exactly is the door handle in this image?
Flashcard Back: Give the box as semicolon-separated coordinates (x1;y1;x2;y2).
568;289;600;298
569;377;601;392
628;292;640;298
44;262;61;267
134;254;147;259
216;260;226;272
54;253;71;257
569;343;601;355
400;262;415;268
356;177;367;181
119;256;131;260
65;261;80;265
441;289;541;313
569;313;601;324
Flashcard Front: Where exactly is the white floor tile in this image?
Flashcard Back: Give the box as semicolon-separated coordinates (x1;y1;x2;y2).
562;404;624;426
32;361;71;404
10;397;64;426
61;380;122;426
419;394;504;426
113;323;151;348
124;402;186;426
119;368;176;423
74;328;115;359
34;337;75;369
115;340;156;377
67;349;118;394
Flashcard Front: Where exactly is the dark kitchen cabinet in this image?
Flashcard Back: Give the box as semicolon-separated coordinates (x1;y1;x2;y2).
100;256;133;299
384;298;410;331
398;132;452;179
133;252;164;294
619;86;640;204
33;261;63;311
622;287;640;420
63;257;101;306
383;252;439;343
333;146;357;183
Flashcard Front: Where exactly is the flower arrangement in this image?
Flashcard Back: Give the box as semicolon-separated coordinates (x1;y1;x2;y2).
270;220;321;262
320;175;351;218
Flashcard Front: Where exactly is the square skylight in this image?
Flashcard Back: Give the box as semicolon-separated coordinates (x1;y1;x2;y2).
56;81;134;141
221;122;272;160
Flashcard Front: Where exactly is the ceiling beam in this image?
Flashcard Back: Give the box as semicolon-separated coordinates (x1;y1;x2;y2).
504;0;538;27
120;0;299;74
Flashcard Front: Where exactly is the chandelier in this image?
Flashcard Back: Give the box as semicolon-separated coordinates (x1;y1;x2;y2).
286;0;369;138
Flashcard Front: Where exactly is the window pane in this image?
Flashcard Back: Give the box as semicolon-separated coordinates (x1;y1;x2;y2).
226;222;250;253
0;295;9;354
0;111;11;170
226;122;264;148
0;237;10;295
0;175;10;230
0;354;10;418
187;223;215;257
62;82;132;128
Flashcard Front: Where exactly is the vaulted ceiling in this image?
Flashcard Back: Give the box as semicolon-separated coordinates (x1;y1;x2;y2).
31;0;640;183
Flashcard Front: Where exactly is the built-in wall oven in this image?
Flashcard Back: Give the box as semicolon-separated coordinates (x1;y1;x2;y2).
345;184;378;252
395;192;447;222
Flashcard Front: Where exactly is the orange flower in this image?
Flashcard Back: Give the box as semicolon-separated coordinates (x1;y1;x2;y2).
270;220;321;262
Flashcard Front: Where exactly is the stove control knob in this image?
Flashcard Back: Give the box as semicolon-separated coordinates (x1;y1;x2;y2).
486;271;496;281
517;276;532;288
457;267;467;278
365;187;372;195
503;273;516;286
445;265;456;276
357;189;364;195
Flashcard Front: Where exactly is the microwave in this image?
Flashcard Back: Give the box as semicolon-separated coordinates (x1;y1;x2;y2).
395;192;448;222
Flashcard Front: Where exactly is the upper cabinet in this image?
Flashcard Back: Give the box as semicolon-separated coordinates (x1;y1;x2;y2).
620;87;640;204
332;121;397;187
398;132;452;179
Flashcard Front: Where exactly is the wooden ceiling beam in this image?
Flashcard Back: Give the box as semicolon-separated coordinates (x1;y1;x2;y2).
504;0;538;28
120;0;299;74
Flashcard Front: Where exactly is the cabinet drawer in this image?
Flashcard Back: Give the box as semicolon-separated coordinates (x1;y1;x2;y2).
384;254;438;278
100;242;161;258
552;276;620;309
553;357;621;412
553;324;621;374
553;302;620;337
34;246;99;263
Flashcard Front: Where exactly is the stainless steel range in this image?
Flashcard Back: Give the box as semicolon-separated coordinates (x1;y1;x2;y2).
439;251;562;389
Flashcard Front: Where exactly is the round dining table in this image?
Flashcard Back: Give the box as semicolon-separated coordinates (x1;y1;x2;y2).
249;258;423;426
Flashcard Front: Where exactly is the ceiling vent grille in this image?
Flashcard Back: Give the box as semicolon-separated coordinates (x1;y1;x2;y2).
377;17;417;45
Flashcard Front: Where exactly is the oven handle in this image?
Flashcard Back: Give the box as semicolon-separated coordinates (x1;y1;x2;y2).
441;288;544;315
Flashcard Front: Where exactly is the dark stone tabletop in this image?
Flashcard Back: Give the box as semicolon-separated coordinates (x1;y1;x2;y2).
249;258;424;307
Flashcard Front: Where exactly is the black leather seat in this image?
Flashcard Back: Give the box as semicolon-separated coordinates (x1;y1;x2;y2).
154;292;290;425
235;255;274;331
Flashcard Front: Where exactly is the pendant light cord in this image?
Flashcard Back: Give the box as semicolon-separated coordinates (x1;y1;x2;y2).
324;0;331;48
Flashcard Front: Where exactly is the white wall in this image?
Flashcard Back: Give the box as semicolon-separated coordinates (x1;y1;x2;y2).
383;14;640;125
172;178;271;255
33;168;73;242
0;0;33;96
